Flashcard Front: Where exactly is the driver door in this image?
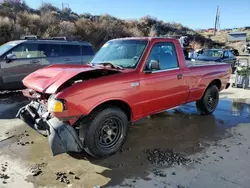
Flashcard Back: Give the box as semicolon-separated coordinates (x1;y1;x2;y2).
0;42;43;89
137;42;189;115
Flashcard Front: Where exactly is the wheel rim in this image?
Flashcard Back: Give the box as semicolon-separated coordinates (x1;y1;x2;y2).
97;117;123;150
207;90;218;111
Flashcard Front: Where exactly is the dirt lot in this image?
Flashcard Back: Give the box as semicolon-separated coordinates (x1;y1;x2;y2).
0;87;250;188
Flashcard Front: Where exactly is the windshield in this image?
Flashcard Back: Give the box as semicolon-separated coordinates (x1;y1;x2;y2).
201;50;223;57
0;41;20;56
91;39;148;69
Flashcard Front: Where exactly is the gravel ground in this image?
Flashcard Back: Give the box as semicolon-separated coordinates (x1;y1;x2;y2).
0;88;250;188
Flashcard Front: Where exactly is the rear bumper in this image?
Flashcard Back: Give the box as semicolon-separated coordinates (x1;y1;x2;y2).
16;103;83;156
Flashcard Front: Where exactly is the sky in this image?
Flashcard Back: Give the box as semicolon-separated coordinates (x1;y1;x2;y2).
25;0;250;29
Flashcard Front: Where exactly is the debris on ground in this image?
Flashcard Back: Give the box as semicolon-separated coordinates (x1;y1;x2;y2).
29;163;47;177
153;170;167;177
55;172;70;184
104;163;124;168
73;175;80;180
0;173;10;179
120;148;132;153
219;156;224;159
144;148;191;166
172;172;176;175
0;162;10;184
68;171;74;175
1;162;8;172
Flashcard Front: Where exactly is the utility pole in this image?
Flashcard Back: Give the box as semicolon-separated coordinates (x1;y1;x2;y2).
61;2;69;10
214;5;220;36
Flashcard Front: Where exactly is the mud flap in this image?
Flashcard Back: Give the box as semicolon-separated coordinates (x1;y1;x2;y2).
47;118;84;156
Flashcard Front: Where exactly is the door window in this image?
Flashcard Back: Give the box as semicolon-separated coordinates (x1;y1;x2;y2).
10;43;39;59
38;44;61;57
82;45;95;55
145;42;179;70
224;51;229;58
61;45;81;56
228;51;234;57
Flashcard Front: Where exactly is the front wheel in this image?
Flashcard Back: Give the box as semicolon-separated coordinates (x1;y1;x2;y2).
196;85;219;115
83;106;128;158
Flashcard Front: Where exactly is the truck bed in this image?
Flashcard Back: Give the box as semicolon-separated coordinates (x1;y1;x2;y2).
186;60;227;67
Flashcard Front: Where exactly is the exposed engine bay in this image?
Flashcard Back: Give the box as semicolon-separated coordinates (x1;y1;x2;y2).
58;69;120;91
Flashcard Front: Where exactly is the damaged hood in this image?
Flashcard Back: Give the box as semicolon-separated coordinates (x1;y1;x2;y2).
23;64;114;94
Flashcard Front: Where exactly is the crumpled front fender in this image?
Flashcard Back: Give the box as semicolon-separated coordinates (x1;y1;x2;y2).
47;118;84;156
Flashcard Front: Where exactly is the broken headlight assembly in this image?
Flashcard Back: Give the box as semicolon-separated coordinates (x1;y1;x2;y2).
48;95;64;112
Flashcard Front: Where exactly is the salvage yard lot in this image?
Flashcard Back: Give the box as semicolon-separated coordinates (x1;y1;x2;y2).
1;88;250;188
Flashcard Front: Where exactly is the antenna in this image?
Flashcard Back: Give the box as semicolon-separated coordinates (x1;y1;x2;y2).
214;5;220;35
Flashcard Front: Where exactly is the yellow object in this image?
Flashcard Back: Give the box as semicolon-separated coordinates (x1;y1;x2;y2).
53;101;64;112
48;99;64;112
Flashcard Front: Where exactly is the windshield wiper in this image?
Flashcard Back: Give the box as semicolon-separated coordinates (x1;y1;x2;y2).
95;62;124;70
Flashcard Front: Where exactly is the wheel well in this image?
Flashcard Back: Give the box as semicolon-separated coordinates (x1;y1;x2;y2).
91;100;132;121
209;79;221;90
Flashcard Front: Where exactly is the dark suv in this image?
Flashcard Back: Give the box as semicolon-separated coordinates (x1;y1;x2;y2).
0;37;95;90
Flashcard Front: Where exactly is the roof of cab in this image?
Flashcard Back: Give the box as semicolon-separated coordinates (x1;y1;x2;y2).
109;37;178;42
9;39;92;46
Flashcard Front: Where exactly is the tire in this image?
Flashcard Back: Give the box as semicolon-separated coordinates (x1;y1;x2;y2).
83;106;128;158
196;85;219;115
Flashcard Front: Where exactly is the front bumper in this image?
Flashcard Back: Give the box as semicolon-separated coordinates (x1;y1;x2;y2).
16;102;84;156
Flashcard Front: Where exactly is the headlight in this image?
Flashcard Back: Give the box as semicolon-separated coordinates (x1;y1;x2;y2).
48;97;64;112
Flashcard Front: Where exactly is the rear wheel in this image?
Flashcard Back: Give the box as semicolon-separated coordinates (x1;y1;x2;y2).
196;85;219;115
82;106;128;158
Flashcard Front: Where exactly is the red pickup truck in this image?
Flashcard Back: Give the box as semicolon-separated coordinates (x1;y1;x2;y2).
17;37;231;158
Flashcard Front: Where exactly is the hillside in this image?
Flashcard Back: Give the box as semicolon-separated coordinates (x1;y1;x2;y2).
0;1;219;50
199;28;250;54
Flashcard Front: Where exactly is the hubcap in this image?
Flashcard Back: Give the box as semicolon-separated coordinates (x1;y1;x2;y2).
97;117;123;149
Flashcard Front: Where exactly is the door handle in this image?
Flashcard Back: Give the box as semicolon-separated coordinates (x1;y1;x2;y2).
30;60;40;63
177;74;183;79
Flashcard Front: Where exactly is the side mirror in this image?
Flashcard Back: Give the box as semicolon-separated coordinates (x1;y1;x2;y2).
149;60;160;70
5;54;17;63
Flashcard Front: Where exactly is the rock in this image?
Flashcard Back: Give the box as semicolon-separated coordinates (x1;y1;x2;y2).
68;171;74;175
132;180;136;183
26;134;29;136
74;175;80;180
212;152;216;154
144;148;191;166
2;180;7;184
219;156;224;159
172;172;176;175
32;169;42;176
154;171;167;177
25;142;30;144
31;141;34;144
227;149;230;152
5;132;9;135
237;143;242;145
177;186;186;188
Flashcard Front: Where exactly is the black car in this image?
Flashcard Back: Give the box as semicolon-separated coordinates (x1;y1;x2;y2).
193;49;236;67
